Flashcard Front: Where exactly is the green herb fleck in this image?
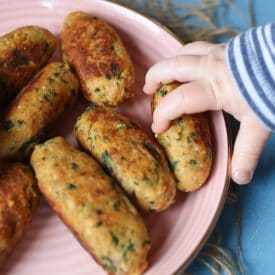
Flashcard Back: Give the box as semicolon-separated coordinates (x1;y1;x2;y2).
189;159;198;165
53;72;59;77
143;140;160;162
143;175;153;185
130;191;137;203
110;232;119;246
157;87;168;97
101;151;113;174
117;121;126;130
170;160;179;171
67;183;77;189
85;103;97;112
177;117;184;125
43;94;50;102
11;49;29;66
43;89;56;102
95;88;101;93
123;239;136;259
110;61;120;77
190;132;197;139
71;162;78;171
113;200;120;211
111;43;121;58
102;256;117;273
17;120;25;126
2;120;14;131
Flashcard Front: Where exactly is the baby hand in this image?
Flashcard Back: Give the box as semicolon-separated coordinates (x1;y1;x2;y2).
143;41;271;185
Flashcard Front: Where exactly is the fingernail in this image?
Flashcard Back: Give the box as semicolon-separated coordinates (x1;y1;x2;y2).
233;169;253;185
143;83;148;93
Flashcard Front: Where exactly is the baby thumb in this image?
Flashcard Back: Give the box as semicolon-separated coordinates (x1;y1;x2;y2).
232;118;271;184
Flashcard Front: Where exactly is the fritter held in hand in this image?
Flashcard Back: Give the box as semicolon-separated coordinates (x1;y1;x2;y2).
61;11;134;106
0;162;39;266
75;104;176;212
0;62;79;160
152;83;212;192
0;26;56;104
31;137;150;275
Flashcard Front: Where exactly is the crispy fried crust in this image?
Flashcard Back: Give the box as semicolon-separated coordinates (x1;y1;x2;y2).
0;26;56;104
0;162;39;266
152;83;212;192
31;137;150;275
75;104;176;212
61;11;134;106
0;62;79;160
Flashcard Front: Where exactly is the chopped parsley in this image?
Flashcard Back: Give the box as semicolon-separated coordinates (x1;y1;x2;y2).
123;239;136;259
110;232;119;245
102;256;117;273
71;162;79;171
67;183;77;189
170;160;179;171
85;103;97;112
113;200;121;211
157;87;168;97
101;151;113;174
117;121;126;130
189;159;198;165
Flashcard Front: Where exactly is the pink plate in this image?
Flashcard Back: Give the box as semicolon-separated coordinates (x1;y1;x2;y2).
0;1;230;274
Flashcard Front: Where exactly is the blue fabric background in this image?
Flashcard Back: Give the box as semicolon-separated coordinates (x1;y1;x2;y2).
183;1;275;274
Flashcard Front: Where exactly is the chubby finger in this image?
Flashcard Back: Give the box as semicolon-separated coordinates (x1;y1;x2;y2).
176;41;217;56
143;55;205;94
152;81;219;134
232;118;271;184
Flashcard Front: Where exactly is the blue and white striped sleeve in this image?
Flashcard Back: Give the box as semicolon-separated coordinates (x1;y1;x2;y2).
226;23;275;131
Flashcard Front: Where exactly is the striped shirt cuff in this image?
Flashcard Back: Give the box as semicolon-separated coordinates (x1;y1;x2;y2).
226;23;275;131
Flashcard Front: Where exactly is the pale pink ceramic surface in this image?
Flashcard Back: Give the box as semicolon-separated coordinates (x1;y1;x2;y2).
0;1;229;274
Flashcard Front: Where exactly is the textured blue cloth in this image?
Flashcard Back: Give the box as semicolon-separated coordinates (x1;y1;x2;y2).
184;0;275;274
226;23;275;131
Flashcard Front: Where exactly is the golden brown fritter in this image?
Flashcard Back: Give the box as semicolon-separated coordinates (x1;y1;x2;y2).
75;104;176;212
0;26;56;104
0;62;79;160
0;162;39;266
152;83;212;192
61;11;134;106
31;137;150;275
